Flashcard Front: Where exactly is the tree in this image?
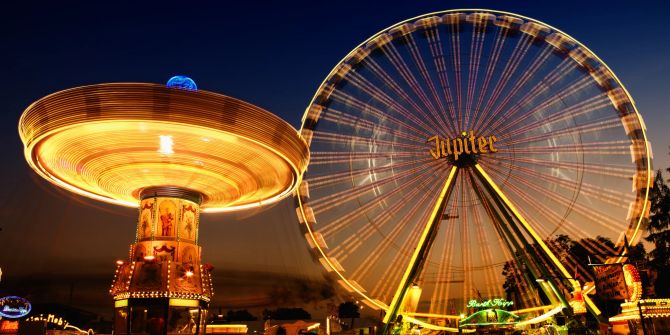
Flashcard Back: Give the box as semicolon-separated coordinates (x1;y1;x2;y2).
626;242;648;265
502;261;521;305
646;170;670;266
645;169;670;296
225;309;258;322
337;301;360;330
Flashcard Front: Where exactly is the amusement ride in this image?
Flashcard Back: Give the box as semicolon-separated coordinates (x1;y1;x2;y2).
294;9;652;333
19;78;309;334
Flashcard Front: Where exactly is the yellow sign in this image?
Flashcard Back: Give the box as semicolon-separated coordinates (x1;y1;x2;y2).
428;131;498;161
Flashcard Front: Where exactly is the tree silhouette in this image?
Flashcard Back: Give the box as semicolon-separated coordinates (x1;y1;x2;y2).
338;301;360;330
225;309;257;322
645;169;670;296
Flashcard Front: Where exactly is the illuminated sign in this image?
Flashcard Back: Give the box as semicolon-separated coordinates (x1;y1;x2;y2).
26;314;95;334
593;264;627;300
428;131;498;161
466;298;513;309
0;320;18;333
25;314;70;329
623;264;642;302
459;309;520;327
0;296;31;319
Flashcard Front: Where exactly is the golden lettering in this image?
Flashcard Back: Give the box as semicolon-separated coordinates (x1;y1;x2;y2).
427;132;498;161
428;135;440;159
453;138;463;160
478;137;488;153
446;137;452;155
488;135;498;152
469;131;478;154
463;136;471;154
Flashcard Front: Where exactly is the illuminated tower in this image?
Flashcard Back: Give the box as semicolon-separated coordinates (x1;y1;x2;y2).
110;188;211;335
19;78;309;335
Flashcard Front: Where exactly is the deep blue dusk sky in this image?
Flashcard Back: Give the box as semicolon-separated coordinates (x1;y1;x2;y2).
1;0;669;317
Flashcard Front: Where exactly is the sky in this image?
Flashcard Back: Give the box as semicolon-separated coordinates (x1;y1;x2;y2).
1;0;669;320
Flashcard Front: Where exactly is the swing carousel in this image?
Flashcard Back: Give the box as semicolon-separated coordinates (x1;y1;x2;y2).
19;77;309;335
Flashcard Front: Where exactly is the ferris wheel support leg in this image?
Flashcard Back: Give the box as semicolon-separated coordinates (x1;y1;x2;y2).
472;175;553;306
473;164;609;326
473;164;587;317
473;164;581;292
381;166;459;335
477;180;565;308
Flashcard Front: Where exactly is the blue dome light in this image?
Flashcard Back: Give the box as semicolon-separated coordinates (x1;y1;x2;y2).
166;75;197;91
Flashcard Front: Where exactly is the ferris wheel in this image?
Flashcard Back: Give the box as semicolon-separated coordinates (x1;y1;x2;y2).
294;9;652;331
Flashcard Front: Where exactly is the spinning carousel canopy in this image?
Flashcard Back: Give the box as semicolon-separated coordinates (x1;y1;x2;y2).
20;83;309;212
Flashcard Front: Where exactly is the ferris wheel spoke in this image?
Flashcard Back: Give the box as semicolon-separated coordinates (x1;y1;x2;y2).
382;166;458;325
484;155;634;179
463;17;488;129
474;44;555;131
496;91;610;141
308;151;427;166
307;159;425;190
473;34;534;130
404;34;455;135
502;94;611;138
481;160;626;235
475;45;554;132
425;26;458;128
470;24;508;128
331;170;445;264
313;163;440;229
446;21;464;130
311;159;440;215
329;89;433;137
370;179;448;301
318;109;429;143
464;172;504;298
349;188;441;283
310;132;429;151
316;164;449;239
480;157;635;206
362;41;451;134
343;68;442;136
478;57;577;132
307;159;437;190
383;42;442;121
505;142;633;156
502;118;623;147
